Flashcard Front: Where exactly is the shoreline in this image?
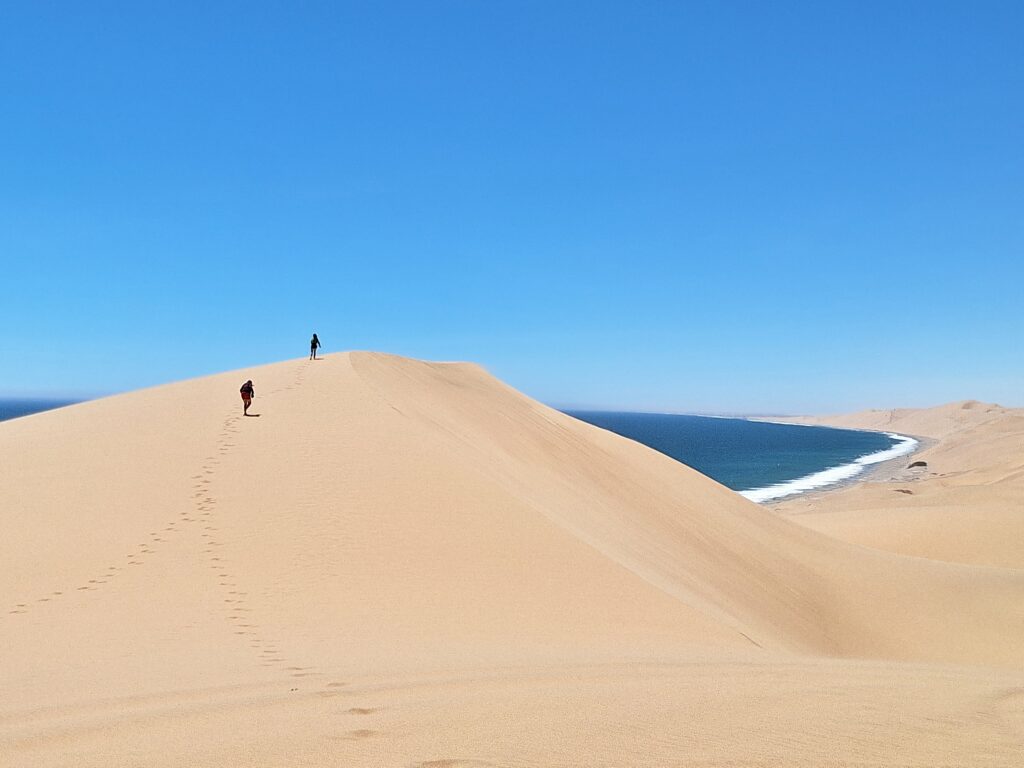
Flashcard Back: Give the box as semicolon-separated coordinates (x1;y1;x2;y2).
765;436;935;510
766;429;936;509
570;410;929;507
738;420;927;505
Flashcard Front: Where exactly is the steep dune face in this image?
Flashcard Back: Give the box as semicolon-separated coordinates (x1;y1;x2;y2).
2;353;1022;766
347;354;1024;665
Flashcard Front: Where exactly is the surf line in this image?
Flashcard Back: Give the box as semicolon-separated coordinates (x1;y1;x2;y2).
739;432;919;504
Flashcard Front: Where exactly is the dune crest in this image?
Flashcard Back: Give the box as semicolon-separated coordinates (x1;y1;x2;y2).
2;353;1022;766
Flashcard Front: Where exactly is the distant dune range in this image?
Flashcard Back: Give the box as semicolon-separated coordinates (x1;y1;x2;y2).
1;352;1022;766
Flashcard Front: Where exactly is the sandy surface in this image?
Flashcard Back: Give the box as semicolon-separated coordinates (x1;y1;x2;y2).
775;401;1024;570
2;354;1022;766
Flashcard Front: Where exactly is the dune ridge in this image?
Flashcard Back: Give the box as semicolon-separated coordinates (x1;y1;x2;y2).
2;352;1022;766
775;398;1008;440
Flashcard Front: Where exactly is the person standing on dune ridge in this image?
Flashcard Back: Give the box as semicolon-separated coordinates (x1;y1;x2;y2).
310;333;321;360
240;379;254;415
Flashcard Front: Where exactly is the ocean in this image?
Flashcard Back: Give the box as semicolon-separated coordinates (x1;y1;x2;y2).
0;399;79;423
567;411;917;503
0;400;915;504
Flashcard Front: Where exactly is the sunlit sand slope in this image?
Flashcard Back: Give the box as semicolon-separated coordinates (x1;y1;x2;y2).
779;402;1024;569
2;353;1022;767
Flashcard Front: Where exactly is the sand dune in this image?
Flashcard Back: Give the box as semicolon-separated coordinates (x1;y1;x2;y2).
778;401;1024;570
776;398;1008;440
2;353;1022;766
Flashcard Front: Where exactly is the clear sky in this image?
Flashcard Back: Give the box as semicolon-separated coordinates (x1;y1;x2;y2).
2;2;1022;413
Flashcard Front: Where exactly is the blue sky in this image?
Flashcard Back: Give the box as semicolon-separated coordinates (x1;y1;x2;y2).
2;1;1021;412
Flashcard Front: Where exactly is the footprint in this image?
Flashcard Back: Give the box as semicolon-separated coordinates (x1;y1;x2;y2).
342;729;377;740
347;707;377;715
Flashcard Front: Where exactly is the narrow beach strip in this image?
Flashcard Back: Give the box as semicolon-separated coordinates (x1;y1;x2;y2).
740;432;919;503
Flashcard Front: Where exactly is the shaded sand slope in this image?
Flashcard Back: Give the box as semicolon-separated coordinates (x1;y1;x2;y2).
2;353;1023;767
779;402;1024;569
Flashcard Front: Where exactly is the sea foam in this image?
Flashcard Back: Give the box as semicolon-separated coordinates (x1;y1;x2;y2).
739;432;919;503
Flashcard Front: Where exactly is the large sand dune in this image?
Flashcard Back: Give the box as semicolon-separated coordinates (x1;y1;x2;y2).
2;353;1022;766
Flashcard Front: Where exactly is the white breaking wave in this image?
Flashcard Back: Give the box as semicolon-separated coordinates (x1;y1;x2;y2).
739;432;919;504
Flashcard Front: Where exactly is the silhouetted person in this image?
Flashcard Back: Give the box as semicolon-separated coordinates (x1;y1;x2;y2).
310;333;321;360
240;379;254;415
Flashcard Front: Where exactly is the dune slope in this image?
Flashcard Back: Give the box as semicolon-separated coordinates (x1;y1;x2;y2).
2;353;1022;767
778;402;1024;569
